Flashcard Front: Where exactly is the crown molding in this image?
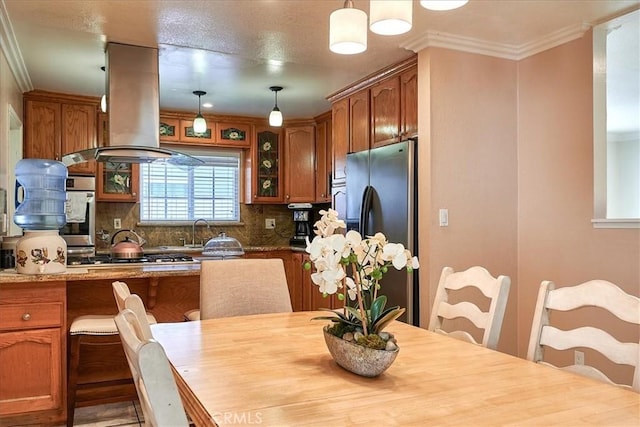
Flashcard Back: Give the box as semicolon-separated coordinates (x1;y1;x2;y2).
401;23;592;61
0;1;32;92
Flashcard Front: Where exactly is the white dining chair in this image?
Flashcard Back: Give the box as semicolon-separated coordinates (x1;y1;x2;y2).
527;279;640;392
115;305;189;427
67;281;157;427
428;266;511;350
184;258;293;321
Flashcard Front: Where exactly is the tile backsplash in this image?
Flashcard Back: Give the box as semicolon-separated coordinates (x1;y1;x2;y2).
96;202;328;250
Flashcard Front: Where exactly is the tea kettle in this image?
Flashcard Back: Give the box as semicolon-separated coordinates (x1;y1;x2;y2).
111;229;146;259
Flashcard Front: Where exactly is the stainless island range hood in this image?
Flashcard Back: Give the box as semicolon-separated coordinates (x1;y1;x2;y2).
62;43;202;167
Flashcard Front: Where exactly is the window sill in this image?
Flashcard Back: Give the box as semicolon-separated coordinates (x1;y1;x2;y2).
591;219;640;229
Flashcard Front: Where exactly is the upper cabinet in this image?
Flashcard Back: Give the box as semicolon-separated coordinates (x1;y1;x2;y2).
284;125;316;203
24;92;97;175
160;114;252;149
349;89;370;153
314;112;332;203
96;162;139;202
246;126;284;203
331;98;349;185
370;76;400;148
400;66;418;140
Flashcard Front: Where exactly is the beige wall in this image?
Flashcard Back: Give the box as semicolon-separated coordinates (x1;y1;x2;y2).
418;32;640;380
417;48;519;355
517;32;639;381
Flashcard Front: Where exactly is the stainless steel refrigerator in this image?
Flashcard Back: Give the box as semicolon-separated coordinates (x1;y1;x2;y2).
346;139;419;326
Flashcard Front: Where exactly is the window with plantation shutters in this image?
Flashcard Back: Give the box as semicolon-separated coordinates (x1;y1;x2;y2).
139;151;240;222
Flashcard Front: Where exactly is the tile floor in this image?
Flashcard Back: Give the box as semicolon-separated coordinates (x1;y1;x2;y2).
57;401;144;427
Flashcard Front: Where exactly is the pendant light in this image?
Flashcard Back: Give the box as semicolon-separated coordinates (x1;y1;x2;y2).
100;66;107;113
269;86;283;127
329;0;367;55
192;90;207;134
369;0;412;36
420;0;469;11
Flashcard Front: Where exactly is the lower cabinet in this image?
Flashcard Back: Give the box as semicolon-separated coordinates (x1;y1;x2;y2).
0;281;66;425
291;252;339;311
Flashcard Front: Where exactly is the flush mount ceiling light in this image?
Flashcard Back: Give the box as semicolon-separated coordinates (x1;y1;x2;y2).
269;86;283;127
420;0;469;11
100;66;107;113
329;0;368;55
192;90;207;134
369;0;413;36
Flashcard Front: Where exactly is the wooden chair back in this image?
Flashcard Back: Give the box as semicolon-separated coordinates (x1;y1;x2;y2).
115;307;189;427
428;266;511;350
199;258;293;320
527;279;640;392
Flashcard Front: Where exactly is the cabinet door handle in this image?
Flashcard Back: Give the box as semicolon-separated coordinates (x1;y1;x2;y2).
22;313;31;321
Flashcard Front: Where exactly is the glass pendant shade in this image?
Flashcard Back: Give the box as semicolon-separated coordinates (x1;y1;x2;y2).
100;94;107;113
369;0;412;35
268;86;283;127
269;108;283;127
420;0;469;11
193;114;207;133
329;2;367;54
192;90;207;133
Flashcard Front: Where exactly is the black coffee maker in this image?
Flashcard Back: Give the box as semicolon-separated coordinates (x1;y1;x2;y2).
288;203;313;246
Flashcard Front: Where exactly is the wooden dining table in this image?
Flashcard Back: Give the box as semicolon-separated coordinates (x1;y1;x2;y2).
151;311;639;426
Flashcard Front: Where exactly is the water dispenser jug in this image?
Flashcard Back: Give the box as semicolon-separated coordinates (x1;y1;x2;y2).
14;159;68;230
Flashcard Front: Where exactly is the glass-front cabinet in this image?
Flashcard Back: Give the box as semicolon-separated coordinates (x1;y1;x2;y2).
249;127;283;203
96;162;139;202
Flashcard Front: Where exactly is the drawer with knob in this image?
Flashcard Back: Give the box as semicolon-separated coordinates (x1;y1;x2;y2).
0;303;63;331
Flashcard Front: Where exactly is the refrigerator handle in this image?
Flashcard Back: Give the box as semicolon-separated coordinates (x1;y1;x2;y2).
359;185;373;236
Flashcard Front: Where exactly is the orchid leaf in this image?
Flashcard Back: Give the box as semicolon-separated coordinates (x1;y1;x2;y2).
371;307;406;334
369;295;387;323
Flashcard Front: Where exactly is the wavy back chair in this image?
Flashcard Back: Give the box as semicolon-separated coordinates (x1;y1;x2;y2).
115;305;189;427
527;279;640;392
185;258;293;321
428;266;511;350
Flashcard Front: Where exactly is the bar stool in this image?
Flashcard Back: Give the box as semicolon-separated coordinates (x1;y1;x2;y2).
67;309;157;426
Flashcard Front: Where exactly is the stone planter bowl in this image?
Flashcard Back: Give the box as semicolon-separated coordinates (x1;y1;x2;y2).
323;326;399;377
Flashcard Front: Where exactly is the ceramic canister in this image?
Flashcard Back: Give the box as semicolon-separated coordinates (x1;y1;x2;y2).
15;230;67;274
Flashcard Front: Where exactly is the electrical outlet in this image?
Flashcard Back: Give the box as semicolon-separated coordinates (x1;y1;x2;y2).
113;218;122;229
265;218;276;229
574;350;585;365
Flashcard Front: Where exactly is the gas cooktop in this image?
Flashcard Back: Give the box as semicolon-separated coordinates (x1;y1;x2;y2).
67;253;197;268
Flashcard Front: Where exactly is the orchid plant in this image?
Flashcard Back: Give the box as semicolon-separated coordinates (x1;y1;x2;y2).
305;209;419;347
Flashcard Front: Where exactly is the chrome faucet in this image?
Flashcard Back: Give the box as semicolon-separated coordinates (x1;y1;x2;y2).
192;218;210;246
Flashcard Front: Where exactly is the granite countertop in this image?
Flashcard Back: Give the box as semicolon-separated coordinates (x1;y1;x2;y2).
0;263;201;283
96;245;300;255
0;246;310;284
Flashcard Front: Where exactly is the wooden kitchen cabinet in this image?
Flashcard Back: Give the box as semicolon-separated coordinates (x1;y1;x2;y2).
315;112;332;203
284;125;316;203
159;115;252;149
371;76;400;148
0;281;66;425
332;183;347;221
246;126;284;203
96;162;140;202
331;98;349;185
25;94;97;175
349;88;370;153
292;252;339;311
400;66;418;140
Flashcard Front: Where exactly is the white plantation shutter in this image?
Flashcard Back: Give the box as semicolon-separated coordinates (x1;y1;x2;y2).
140;151;240;222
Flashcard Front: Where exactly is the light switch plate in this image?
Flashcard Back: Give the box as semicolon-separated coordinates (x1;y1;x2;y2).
439;209;449;227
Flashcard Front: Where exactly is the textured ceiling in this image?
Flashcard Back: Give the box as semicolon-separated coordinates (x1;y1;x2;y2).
2;0;638;119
